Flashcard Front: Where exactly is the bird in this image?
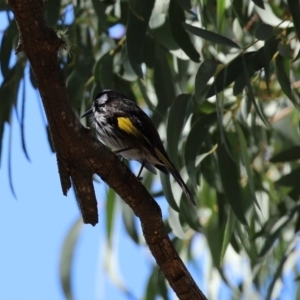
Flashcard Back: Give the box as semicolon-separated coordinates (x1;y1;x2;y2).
81;89;195;205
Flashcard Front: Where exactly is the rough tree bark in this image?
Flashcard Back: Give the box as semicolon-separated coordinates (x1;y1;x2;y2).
8;1;207;299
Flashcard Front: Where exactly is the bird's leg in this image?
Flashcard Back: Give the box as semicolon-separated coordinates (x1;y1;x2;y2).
137;161;145;181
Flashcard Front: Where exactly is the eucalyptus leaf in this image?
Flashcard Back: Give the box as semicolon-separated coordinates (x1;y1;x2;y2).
60;218;83;300
255;24;274;40
167;93;190;166
127;0;155;77
169;2;200;62
287;0;300;42
217;137;248;226
183;23;240;49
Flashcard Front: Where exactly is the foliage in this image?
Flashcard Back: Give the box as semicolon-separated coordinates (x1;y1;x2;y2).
2;0;300;299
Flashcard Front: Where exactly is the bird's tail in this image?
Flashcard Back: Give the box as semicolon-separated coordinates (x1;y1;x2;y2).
168;165;196;205
154;148;196;205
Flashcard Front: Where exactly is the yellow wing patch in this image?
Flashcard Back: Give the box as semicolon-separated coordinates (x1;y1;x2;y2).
117;117;141;137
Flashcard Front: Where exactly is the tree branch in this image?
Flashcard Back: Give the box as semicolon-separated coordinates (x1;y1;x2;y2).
8;1;207;299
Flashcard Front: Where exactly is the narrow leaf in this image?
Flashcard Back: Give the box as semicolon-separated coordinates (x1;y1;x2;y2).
220;208;236;263
275;54;297;105
217;138;248;226
195;60;218;102
121;200;139;243
287;0;300;42
126;0;155;77
106;188;116;245
160;172;180;212
167;94;190;166
20;79;30;161
242;55;269;126
8;123;17;198
235;122;258;207
184;113;217;186
207;52;255;98
169;2;200;62
0;22;13;78
270;146;300;162
278;43;293;59
45;0;61;27
183;23;240;49
60;218;83;300
168;207;188;239
151;46;175;127
94;52;114;89
252;0;265;9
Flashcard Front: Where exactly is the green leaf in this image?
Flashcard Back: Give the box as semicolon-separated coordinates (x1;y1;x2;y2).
137;79;155;111
160;172;180;211
8;123;16;198
266;246;293;300
183;23;240;49
93;52;114;89
207;52;255;98
121;199;139;244
167;93;190;166
235;122;258;207
278;43;293;59
220;207;236;264
106;188;116;245
242;55;269;127
287;0;300;42
258;216;290;257
255;23;274;40
20;79;30;161
60;218;83;300
276;167;300;187
45;0;61;27
195;60;218;102
217;137;248;226
176;0;192;12
206;207;235;267
168;207;188;239
179;195;202;232
252;0;265;9
128;0;145;20
145;267;169;300
216;0;226;33
143;35;156;68
270;146;300;162
184;113;217;186
91;0;108;33
169;1;200;62
0;21;15;79
126;0;155;77
150;17;179;51
151;46;175;127
276;54;298;105
233;38;278;95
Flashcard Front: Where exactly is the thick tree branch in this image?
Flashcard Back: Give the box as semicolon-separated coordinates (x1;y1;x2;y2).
8;1;207;299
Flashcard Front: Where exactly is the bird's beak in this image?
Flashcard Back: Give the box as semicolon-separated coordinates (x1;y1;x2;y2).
81;108;93;118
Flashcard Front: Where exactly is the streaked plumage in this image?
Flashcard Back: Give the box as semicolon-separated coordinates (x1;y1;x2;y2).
82;90;195;205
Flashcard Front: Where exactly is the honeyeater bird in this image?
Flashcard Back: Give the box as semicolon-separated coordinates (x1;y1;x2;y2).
81;89;195;205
